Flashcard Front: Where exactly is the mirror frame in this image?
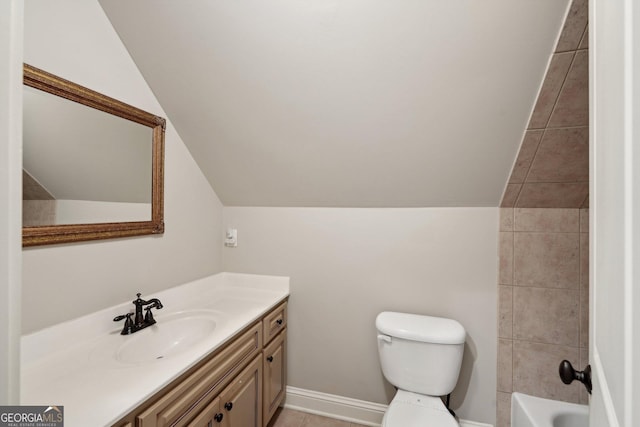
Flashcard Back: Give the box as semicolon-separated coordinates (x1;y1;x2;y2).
23;63;166;247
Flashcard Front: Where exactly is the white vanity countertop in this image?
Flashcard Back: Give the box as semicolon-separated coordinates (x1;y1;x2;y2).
21;272;290;427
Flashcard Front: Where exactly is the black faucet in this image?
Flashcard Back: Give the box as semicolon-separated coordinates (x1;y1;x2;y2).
113;293;164;335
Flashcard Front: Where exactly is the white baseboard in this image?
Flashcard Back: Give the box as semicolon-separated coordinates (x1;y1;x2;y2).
283;386;493;427
284;386;386;426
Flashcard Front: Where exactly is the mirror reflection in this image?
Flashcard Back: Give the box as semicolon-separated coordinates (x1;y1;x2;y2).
23;85;153;226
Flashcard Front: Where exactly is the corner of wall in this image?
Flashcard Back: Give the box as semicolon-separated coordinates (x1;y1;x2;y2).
0;0;23;404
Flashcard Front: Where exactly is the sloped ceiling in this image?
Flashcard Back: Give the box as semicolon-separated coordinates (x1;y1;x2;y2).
99;0;570;207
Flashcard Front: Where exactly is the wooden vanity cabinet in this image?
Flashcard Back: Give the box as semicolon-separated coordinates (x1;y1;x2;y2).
136;322;262;427
187;355;262;427
218;355;263;427
184;396;222;427
263;302;286;344
263;328;286;425
112;299;288;427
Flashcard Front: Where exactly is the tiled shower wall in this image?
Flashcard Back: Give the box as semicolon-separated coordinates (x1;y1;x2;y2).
496;208;588;427
502;0;589;208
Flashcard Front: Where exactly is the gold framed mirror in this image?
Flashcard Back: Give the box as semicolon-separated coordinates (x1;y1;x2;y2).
22;64;165;247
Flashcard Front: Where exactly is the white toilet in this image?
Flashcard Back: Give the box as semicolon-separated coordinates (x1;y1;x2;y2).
376;311;466;427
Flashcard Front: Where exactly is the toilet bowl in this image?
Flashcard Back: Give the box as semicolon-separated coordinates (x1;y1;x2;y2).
376;312;465;427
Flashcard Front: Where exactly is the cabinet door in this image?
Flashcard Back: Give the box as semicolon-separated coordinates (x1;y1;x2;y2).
186;397;225;427
219;354;263;427
263;329;286;426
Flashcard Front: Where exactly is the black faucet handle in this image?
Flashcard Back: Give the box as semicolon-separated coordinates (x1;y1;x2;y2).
113;313;133;322
114;313;135;335
144;306;157;325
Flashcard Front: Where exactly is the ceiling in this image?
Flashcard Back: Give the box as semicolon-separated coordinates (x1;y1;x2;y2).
99;0;571;207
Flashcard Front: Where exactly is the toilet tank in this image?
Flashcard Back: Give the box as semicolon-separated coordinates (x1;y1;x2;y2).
376;312;465;396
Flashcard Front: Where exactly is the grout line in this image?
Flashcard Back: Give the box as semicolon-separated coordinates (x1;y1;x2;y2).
543;50;578;129
520;129;546;186
511;184;523;208
522;179;589;184
577;23;588;51
511;283;580;291
511;337;584;349
530;124;589;131
512;231;580;234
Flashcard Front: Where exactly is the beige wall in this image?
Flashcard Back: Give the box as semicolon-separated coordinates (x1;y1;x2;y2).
496;208;589;427
0;0;23;404
21;0;224;334
223;207;498;425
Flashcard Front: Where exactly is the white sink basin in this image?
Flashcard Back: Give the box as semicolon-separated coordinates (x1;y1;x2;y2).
90;309;223;365
116;310;219;364
512;392;588;427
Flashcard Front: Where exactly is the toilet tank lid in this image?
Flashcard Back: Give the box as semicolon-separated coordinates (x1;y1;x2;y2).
376;312;466;344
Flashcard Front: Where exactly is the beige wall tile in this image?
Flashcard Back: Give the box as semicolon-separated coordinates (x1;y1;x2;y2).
527;127;589;183
580;209;589;233
514;232;579;288
509;131;544;184
23;170;54;200
22;200;57;227
513;287;579;346
502;184;522;208
581;195;589;208
548;50;589;127
516;182;588;208
513;341;581;403
514;208;579;233
501;208;514;232
555;0;589;52
500;232;514;285
499;285;514;338
579;25;589;50
497;392;512;427
498;339;513;392
579;347;589;367
528;52;575;129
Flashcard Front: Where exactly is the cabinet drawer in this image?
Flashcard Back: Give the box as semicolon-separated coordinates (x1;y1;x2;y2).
137;322;262;427
263;302;287;345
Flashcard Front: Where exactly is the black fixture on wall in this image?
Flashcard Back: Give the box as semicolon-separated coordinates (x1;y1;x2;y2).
559;360;592;394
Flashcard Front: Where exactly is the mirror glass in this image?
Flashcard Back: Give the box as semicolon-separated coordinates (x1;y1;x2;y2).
23;64;165;246
23;85;153;225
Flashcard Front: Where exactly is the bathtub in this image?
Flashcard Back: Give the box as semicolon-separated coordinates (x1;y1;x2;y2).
511;392;588;427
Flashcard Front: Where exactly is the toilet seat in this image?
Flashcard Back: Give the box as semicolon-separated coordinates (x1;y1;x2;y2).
382;390;459;427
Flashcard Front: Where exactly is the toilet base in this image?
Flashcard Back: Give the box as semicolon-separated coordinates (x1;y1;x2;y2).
382;390;459;427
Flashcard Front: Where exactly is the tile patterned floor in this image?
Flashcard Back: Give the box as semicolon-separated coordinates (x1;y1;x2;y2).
267;407;369;427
